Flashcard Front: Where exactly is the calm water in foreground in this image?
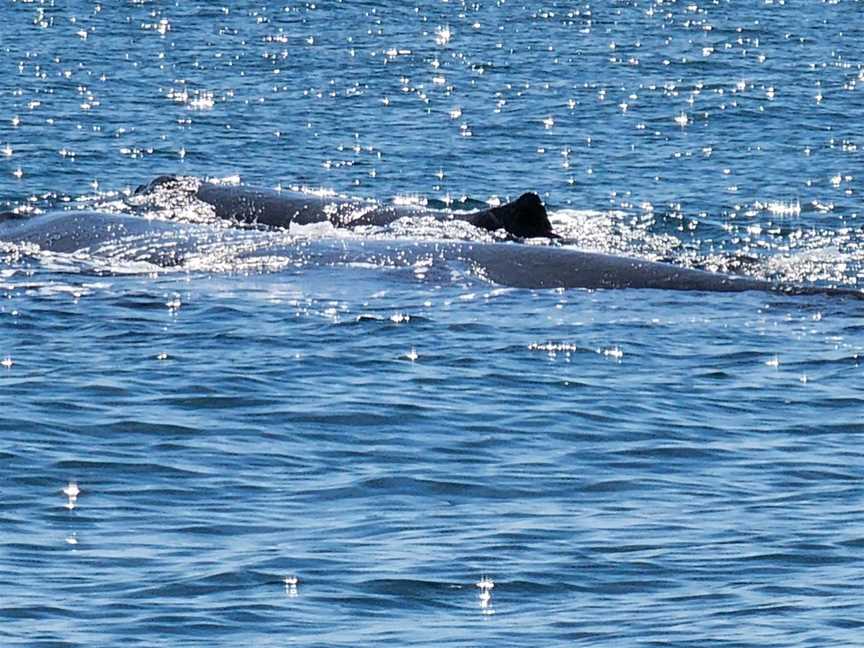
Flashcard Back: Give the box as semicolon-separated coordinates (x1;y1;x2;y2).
1;1;863;646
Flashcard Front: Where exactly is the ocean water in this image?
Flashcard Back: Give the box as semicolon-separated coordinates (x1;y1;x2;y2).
1;1;863;646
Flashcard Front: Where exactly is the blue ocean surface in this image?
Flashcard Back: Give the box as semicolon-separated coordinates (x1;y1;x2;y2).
1;1;863;646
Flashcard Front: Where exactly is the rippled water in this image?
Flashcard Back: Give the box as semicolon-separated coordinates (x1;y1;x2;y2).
1;1;863;646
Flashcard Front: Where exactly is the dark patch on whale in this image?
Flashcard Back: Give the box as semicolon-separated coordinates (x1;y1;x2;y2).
135;175;556;239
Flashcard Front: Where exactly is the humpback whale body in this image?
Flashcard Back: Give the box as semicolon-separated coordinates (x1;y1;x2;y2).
134;175;557;239
0;205;860;298
0;176;859;298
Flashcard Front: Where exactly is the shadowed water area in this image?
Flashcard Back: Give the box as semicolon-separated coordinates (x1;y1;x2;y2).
1;1;863;646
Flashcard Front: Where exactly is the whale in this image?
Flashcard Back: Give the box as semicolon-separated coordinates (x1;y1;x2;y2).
134;175;557;239
0;209;215;266
1;208;860;298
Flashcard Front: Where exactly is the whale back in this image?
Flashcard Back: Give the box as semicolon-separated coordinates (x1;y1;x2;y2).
135;175;556;238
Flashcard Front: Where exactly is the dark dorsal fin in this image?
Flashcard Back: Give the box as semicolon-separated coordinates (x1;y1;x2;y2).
468;192;555;238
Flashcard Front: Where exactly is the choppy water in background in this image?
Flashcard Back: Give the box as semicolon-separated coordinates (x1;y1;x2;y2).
1;1;863;646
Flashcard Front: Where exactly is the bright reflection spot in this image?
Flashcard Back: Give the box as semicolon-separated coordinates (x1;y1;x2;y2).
434;26;452;46
63;481;80;510
601;346;624;360
476;576;495;615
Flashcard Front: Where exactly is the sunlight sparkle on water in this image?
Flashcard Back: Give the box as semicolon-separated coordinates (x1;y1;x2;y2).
283;575;299;597
476;577;495;590
476;576;495;615
434;26;452;46
601;346;624;360
63;481;80;510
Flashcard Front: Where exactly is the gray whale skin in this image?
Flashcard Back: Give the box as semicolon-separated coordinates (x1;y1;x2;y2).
135;175;557;239
0;180;860;298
